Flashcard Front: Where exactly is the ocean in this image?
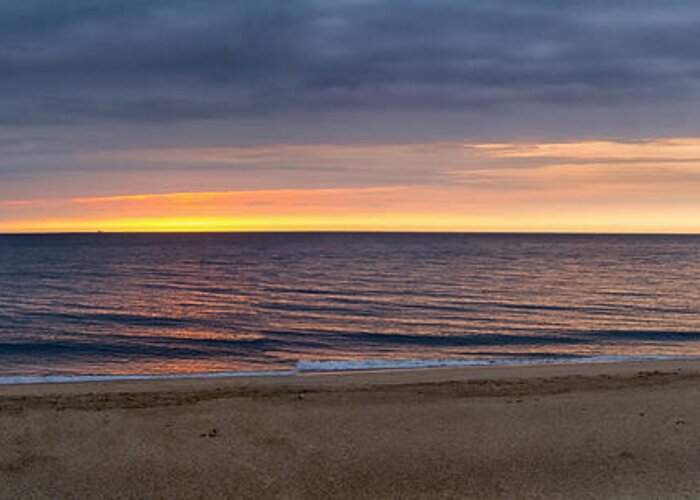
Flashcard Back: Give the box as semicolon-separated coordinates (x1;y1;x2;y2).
0;232;699;383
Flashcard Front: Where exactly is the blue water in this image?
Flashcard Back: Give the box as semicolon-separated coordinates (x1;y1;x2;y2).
0;233;699;380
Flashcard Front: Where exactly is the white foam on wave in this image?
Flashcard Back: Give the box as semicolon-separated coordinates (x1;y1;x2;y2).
294;355;686;373
295;358;495;372
0;354;693;385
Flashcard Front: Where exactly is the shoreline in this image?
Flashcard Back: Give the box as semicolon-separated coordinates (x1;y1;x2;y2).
0;353;695;388
1;356;699;399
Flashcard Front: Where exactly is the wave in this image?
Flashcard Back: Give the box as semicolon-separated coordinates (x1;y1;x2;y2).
294;355;688;372
0;354;693;385
0;335;274;358
584;330;700;340
0;369;294;386
23;311;201;328
309;331;587;346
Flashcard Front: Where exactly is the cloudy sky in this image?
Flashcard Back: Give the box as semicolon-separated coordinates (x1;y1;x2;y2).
2;0;700;232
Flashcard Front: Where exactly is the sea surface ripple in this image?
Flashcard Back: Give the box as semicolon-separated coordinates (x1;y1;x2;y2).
0;233;699;378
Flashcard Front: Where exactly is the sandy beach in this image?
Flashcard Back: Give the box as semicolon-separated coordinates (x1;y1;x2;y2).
2;359;700;499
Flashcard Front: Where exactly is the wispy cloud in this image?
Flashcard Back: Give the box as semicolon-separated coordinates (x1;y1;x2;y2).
453;138;700;203
468;138;700;162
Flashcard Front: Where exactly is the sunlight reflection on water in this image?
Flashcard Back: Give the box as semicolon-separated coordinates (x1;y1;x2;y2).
0;232;699;377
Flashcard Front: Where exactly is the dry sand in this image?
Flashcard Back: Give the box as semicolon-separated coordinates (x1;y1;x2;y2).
2;359;700;499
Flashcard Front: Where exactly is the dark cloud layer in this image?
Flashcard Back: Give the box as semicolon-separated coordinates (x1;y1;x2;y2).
2;0;700;125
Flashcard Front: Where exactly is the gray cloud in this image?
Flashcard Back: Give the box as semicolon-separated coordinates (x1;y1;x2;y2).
2;0;700;125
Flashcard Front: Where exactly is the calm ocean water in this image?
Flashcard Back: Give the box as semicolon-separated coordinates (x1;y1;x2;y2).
1;233;699;381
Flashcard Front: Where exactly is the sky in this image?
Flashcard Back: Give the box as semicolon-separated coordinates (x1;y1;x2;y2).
2;0;700;233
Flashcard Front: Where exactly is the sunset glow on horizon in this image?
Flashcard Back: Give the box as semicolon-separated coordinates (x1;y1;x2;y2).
3;137;700;234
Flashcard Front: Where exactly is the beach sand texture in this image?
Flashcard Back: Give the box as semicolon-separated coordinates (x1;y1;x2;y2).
2;359;700;499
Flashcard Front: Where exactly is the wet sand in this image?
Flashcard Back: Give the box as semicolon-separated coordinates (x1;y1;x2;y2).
2;359;700;499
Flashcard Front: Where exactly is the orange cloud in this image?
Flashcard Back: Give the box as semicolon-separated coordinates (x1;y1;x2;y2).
468;137;700;162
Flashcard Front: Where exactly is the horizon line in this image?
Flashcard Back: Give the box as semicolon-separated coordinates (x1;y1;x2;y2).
2;229;699;237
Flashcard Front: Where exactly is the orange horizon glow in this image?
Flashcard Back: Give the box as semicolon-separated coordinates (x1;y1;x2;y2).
3;138;700;234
